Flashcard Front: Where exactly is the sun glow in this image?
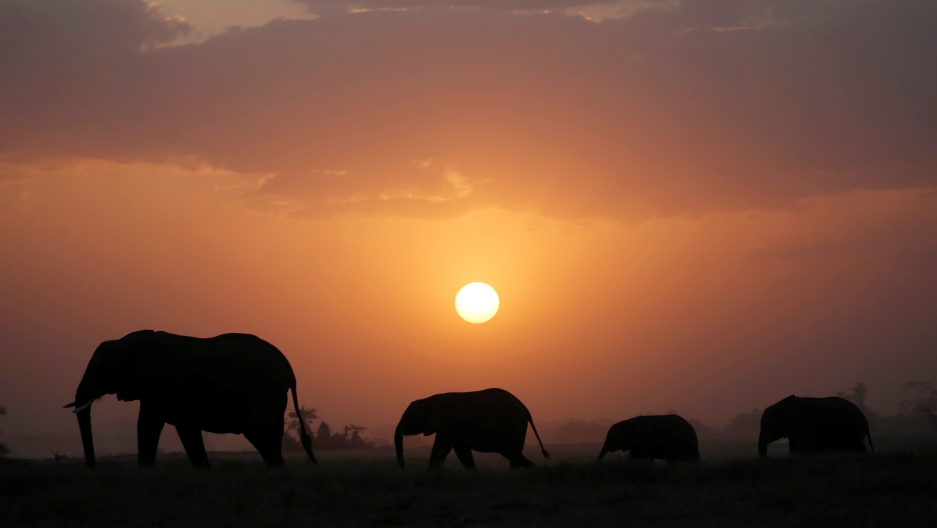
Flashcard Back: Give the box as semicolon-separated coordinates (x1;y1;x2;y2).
455;282;500;324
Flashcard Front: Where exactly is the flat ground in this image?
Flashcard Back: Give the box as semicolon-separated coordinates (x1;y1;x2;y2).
2;443;936;527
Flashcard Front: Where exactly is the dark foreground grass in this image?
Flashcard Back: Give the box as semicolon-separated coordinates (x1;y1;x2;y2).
2;454;936;527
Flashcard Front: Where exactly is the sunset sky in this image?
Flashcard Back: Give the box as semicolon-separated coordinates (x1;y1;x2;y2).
1;0;936;441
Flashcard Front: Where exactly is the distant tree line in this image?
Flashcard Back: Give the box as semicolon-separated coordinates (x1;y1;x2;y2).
837;381;937;435
283;405;377;451
514;381;937;445
544;411;767;444
688;409;762;440
690;381;937;440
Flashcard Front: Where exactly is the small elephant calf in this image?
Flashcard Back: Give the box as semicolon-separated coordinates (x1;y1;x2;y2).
598;414;700;463
395;388;550;469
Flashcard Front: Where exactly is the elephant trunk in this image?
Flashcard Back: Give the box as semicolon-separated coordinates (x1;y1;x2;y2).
598;426;623;461
72;364;103;469
758;434;769;458
395;427;405;469
597;443;609;461
77;407;96;468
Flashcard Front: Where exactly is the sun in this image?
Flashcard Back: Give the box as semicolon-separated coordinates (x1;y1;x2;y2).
455;282;500;324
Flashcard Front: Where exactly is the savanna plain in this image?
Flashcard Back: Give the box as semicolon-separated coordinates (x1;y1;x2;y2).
3;441;936;528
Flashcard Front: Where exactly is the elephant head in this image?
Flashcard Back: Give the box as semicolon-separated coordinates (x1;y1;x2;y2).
597;420;635;460
63;330;152;468
758;396;795;457
394;398;441;468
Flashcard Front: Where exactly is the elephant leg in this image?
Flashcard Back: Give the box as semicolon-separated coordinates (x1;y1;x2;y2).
244;428;285;467
793;423;817;455
454;444;476;469
267;423;286;465
261;423;286;467
137;403;164;467
507;453;535;469
429;436;453;469
598;439;618;460
176;425;210;469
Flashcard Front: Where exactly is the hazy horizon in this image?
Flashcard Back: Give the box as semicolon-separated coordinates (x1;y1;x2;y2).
2;0;936;448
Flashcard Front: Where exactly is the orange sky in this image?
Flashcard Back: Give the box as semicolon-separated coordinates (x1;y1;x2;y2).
1;0;936;438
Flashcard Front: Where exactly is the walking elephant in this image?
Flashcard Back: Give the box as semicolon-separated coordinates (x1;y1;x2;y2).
395;388;550;469
597;415;700;463
759;395;873;457
63;330;316;468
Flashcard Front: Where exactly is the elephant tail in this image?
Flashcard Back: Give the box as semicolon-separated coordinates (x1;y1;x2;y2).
291;383;317;464
528;417;550;460
867;431;874;453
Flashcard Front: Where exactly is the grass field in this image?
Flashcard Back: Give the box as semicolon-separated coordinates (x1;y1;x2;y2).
2;445;936;527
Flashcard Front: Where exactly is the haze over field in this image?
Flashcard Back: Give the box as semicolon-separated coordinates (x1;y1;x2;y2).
1;0;936;447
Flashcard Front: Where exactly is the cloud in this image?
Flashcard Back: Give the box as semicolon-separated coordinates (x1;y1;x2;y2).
0;166;34;186
563;1;679;23
245;160;483;219
285;0;824;26
291;0;598;14
0;0;191;75
1;1;936;220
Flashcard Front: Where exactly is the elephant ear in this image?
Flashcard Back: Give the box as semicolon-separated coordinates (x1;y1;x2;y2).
420;398;451;436
114;333;154;401
422;409;443;436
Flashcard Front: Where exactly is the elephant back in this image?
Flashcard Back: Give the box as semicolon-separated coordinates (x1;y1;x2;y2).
133;332;297;431
794;397;869;430
604;414;699;462
424;388;531;430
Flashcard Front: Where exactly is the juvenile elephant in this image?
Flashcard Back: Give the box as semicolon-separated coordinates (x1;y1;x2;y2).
395;388;550;469
64;330;316;468
597;415;700;463
759;395;873;456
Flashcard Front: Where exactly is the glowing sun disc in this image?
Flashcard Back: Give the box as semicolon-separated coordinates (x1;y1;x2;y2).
455;283;500;324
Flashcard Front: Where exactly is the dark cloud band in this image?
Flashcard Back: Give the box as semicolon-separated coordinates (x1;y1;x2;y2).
1;0;935;220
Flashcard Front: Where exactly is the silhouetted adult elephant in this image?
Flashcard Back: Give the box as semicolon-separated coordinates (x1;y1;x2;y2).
63;330;316;468
597;415;700;463
395;388;550;469
759;395;873;457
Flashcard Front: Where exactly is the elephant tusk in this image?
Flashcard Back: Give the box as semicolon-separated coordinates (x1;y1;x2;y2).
72;400;93;413
63;402;76;409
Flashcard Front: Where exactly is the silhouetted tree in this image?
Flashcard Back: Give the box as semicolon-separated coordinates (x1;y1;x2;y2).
344;425;370;449
285;405;319;439
899;381;937;423
316;421;333;445
344;424;367;436
837;382;865;405
312;421;375;450
0;405;10;458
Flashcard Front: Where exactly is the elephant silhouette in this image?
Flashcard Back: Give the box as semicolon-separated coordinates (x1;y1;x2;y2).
395;388;550;469
597;415;700;463
759;395;873;456
64;330;316;468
